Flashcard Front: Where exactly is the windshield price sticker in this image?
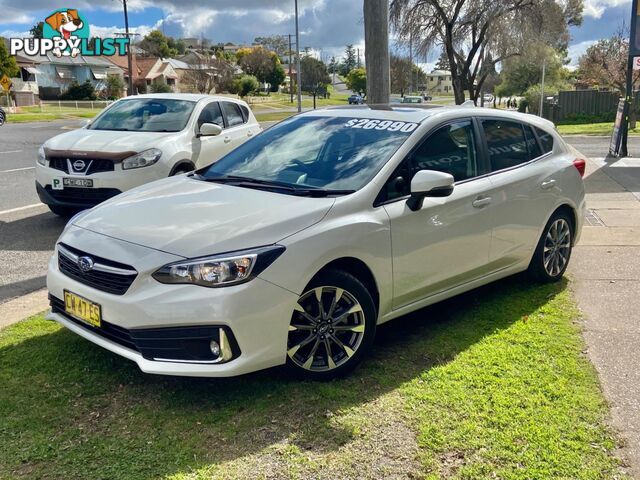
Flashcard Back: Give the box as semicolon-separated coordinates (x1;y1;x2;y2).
344;118;419;133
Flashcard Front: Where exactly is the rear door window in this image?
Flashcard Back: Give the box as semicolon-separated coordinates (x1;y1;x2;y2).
221;102;244;127
523;124;542;159
482;119;530;172
535;127;554;154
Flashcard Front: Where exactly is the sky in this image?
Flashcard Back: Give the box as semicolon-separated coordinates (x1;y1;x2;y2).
0;0;633;70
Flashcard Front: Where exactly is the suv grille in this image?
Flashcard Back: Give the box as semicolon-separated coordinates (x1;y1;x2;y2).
49;157;115;175
57;243;137;295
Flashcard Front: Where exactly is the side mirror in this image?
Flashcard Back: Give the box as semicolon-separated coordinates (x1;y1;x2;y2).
198;123;223;137
406;170;455;211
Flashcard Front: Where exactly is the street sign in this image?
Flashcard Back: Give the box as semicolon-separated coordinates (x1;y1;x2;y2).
634;57;640;70
0;75;11;92
609;99;627;157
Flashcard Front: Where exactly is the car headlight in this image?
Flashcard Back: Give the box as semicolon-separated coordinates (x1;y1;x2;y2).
37;145;47;166
152;245;286;288
122;148;162;170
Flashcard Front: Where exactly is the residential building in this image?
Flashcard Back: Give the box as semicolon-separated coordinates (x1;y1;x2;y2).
425;70;454;95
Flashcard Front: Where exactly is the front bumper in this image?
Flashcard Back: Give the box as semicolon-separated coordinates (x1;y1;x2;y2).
46;230;299;377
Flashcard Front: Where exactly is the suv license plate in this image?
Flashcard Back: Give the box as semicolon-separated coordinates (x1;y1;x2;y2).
63;178;93;188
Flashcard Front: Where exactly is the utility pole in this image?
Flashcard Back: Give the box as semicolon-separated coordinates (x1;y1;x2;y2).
288;34;294;104
122;0;135;96
295;0;302;113
408;32;413;94
539;57;546;118
364;0;390;104
620;55;634;157
357;48;361;68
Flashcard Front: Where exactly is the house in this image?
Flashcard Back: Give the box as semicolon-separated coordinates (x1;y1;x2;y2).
425;70;454;95
10;54;43;105
18;53;124;100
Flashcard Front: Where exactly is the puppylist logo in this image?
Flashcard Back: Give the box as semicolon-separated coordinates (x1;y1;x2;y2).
10;8;129;58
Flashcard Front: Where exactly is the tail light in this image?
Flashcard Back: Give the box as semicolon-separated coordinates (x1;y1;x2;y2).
573;158;586;178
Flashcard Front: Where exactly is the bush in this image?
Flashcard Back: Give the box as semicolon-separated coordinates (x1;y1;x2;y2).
149;81;172;94
557;112;617;125
59;80;97;100
518;98;529;113
233;75;259;97
104;74;125;100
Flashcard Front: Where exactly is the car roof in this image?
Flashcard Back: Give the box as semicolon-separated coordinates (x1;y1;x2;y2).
308;104;556;130
124;93;245;103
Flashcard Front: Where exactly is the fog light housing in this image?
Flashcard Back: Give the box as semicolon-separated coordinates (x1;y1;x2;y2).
210;340;221;357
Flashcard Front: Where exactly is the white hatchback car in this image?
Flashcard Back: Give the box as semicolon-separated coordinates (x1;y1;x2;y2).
47;105;586;379
36;93;260;216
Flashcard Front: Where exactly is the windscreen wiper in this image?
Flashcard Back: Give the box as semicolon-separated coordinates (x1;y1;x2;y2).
191;174;355;197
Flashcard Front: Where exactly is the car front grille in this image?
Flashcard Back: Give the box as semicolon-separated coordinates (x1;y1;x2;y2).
44;185;121;206
49;157;115;175
57;243;138;295
49;295;241;362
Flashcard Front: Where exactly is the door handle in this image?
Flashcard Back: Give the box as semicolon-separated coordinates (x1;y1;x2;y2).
540;179;556;190
223;136;232;144
472;196;492;208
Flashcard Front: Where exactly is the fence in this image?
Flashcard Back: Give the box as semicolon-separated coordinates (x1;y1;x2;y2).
544;90;622;123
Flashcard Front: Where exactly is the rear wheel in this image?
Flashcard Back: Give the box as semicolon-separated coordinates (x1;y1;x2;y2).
171;163;194;176
528;211;574;283
286;269;376;379
48;205;81;218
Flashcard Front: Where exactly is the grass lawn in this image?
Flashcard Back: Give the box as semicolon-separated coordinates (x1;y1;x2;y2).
0;278;625;479
254;111;296;123
6;107;98;123
557;122;640;136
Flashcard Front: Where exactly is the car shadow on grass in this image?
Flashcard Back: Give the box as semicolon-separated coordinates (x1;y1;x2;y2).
0;274;568;479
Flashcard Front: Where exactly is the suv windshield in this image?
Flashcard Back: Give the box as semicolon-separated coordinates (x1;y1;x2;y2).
90;98;196;132
199;115;418;192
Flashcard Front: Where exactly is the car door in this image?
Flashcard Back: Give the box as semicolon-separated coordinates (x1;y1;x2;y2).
479;119;560;269
220;101;251;152
193;101;226;168
380;119;494;310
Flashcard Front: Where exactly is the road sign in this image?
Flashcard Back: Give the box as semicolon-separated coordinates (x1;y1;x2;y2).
0;75;11;92
609;99;627;157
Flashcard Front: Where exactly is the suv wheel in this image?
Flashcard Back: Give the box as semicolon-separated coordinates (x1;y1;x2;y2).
528;211;574;283
286;269;376;379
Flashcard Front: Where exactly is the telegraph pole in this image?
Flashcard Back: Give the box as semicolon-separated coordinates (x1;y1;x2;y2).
122;0;135;96
539;57;546;118
364;0;390;104
288;34;294;104
295;0;302;112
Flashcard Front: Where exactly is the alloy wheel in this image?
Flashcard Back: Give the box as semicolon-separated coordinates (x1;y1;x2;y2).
287;286;366;372
543;218;571;277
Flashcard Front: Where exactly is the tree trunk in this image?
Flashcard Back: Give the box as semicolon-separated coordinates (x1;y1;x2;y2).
313;92;316;109
364;0;390;104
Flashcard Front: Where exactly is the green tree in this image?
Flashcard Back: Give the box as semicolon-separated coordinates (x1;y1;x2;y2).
59;81;97;100
434;50;450;71
149;80;172;93
104;74;125;99
496;47;565;97
29;22;44;39
346;67;367;96
339;44;357;76
0;40;19;79
267;63;286;92
238;47;282;93
167;37;187;56
233;75;260;97
300;56;331;108
254;35;289;58
390;54;426;95
139;30;178;58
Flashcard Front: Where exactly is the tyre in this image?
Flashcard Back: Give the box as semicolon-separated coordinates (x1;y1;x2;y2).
0;111;5;126
171;164;194;176
528;210;574;283
286;269;377;379
48;205;81;218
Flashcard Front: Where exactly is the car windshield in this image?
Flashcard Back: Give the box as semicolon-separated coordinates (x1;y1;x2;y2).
89;98;196;132
199;115;418;192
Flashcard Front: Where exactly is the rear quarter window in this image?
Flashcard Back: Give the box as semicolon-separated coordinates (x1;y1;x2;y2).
535;127;554;154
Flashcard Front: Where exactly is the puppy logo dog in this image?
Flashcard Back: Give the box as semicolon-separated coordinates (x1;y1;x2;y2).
45;9;84;57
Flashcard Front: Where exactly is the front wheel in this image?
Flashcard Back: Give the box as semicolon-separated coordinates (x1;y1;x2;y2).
528;211;574;283
286;269;377;379
0;112;5;126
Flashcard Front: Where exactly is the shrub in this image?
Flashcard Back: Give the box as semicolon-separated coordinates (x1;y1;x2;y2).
557;112;617;125
59;80;97;100
104;74;125;100
149;81;172;94
233;75;259;97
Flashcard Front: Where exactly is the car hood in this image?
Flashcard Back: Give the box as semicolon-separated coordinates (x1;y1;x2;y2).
45;128;173;155
74;176;336;258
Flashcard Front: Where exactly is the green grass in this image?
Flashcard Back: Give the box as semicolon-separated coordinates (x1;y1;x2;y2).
0;279;625;479
254;111;296;123
6;107;98;123
557;122;640;136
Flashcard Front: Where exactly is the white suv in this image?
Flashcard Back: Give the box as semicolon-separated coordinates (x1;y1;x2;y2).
36;93;260;216
47;105;586;379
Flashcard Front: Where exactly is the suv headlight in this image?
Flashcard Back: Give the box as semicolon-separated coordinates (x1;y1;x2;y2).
122;148;162;170
152;245;286;288
37;145;47;166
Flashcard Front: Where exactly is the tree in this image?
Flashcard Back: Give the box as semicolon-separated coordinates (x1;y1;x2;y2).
181;52;218;94
254;35;289;58
237;47;283;93
578;27;639;95
339;44;357;76
328;56;338;74
497;46;566;97
233;75;260;97
104;74;125;99
434;50;450;71
267;63;286;92
139;30;178;58
391;0;583;104
149;80;172;93
301;56;331;108
0;39;19;79
167;37;187;56
29;22;44;39
346;68;367;96
59;80;97;100
390;55;413;96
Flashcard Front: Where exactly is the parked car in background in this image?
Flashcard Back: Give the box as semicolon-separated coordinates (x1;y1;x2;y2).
0;106;6;126
401;95;423;104
422;94;433;101
36;94;261;217
47;105;586;380
348;94;364;105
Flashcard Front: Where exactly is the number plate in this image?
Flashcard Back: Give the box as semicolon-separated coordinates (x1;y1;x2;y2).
63;178;93;188
64;290;102;328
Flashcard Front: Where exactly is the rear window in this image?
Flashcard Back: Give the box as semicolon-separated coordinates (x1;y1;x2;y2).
482;119;530;172
222;102;244;127
535;127;554;154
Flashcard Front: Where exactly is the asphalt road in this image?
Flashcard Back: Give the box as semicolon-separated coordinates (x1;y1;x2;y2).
1;121;639;305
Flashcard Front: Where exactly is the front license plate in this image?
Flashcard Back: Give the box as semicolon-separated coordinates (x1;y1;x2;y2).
64;290;102;328
63;178;93;188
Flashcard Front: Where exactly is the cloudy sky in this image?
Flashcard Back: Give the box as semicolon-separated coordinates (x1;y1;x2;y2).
0;0;632;68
